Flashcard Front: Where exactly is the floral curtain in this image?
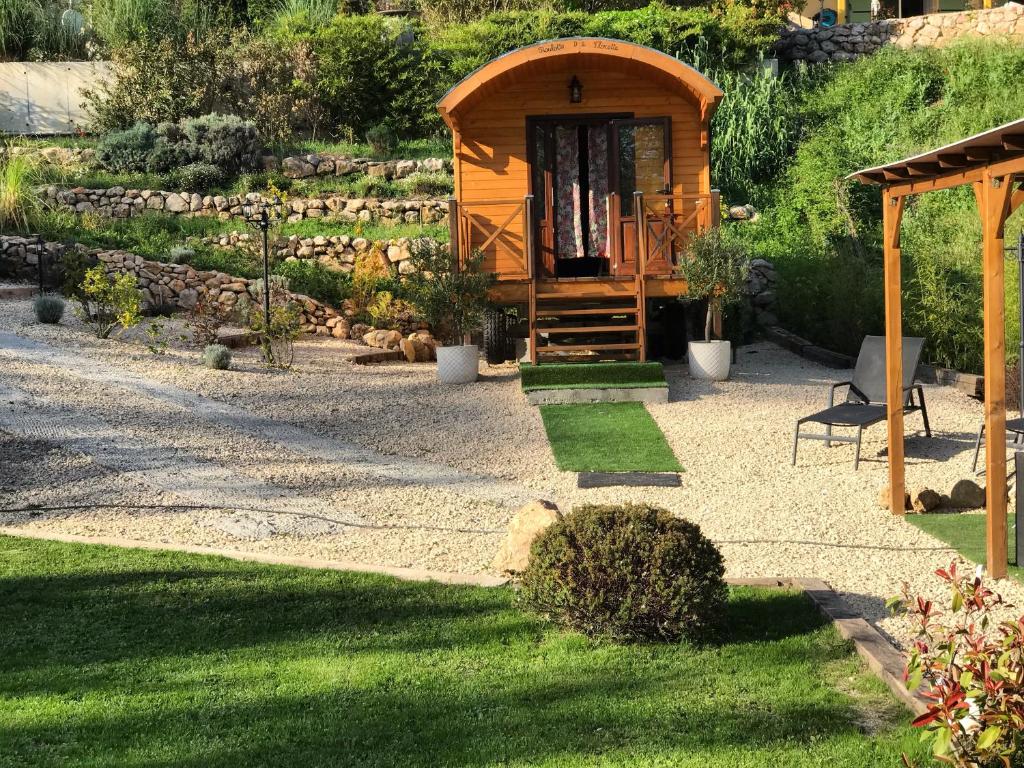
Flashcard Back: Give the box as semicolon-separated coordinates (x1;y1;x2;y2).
587;127;609;259
554;125;610;260
555;126;584;259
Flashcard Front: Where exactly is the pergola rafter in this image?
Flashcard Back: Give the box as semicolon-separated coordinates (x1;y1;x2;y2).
851;118;1024;580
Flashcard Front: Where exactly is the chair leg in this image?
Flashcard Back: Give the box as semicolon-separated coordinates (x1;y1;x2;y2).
791;422;801;466
972;422;984;475
917;386;932;438
853;427;863;471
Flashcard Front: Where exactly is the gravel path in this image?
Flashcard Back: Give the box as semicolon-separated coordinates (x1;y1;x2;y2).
0;297;1021;646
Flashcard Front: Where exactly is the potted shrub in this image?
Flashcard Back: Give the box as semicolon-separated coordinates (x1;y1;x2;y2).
676;228;750;381
406;239;495;384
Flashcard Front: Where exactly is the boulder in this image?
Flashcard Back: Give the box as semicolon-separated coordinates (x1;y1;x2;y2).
950;479;986;509
912;488;942;513
165;193;189;213
491;500;562;575
282;156;315;179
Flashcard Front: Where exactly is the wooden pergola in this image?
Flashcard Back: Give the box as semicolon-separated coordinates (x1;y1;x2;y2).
850;119;1024;580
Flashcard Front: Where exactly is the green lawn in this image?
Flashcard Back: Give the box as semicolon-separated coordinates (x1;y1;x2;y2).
539;402;682;472
906;511;1022;583
521;362;667;392
0;536;926;768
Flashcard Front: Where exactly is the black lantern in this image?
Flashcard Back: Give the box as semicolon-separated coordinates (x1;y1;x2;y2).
569;75;582;104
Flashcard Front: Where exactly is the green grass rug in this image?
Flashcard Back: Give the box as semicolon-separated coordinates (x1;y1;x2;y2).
521;362;666;392
906;511;1022;584
539;401;682;473
0;535;926;768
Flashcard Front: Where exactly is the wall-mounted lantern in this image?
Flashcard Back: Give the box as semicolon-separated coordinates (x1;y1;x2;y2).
569;75;583;104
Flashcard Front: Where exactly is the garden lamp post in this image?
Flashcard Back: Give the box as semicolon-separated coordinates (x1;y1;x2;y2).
243;204;272;327
32;233;44;293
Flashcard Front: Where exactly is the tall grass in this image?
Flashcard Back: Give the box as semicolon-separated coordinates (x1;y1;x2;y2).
0;153;41;233
711;64;809;204
266;0;338;35
89;0;219;49
0;0;88;60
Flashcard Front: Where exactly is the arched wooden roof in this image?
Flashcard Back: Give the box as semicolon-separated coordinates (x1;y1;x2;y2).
437;38;723;130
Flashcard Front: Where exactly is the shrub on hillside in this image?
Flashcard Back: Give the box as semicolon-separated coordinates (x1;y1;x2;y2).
170;162;225;191
179;114;263;175
520;504;727;643
202;343;232;370
274;260;351;307
366;122;399;159
33;294;65;324
96;122;156;174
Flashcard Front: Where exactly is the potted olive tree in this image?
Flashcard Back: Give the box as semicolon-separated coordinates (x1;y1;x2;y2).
406;239;495;384
676;228;750;381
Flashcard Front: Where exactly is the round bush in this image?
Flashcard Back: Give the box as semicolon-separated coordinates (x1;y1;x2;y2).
202;343;232;370
33;294;65;324
520;504;727;643
170;162;224;192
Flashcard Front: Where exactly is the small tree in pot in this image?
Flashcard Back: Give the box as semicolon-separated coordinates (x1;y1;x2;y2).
676;228;750;381
406;239;495;384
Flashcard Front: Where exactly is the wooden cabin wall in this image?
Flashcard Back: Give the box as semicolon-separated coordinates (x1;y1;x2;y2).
453;61;708;280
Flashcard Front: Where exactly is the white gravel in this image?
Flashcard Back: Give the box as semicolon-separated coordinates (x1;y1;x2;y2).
1;297;1021;647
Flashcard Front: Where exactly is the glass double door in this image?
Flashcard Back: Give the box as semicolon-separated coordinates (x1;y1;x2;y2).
528;116;671;278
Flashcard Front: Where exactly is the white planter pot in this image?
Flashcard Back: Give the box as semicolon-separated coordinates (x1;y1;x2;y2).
436;344;479;384
688;340;732;381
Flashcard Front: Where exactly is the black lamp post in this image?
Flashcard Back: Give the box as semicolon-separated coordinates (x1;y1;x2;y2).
32;233;45;292
242;204;272;327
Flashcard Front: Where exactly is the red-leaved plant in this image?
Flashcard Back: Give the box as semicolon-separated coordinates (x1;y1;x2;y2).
891;561;1024;767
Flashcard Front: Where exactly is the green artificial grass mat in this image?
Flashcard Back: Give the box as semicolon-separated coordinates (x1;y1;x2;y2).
539;401;682;472
906;511;1022;583
0;535;927;768
520;362;666;392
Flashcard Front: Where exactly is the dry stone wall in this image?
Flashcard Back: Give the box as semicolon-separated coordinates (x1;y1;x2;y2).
776;2;1024;63
278;153;450;180
43;185;450;225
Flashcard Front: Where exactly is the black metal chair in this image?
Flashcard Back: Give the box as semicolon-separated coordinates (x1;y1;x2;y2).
970;417;1024;474
792;336;931;470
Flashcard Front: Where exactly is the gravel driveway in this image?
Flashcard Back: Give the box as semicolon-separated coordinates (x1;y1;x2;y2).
1;297;1020;646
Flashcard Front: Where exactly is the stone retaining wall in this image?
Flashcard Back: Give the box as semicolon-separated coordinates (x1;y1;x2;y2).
776;2;1024;63
0;235;349;337
44;185;450;225
279;153;450;180
197;231;442;276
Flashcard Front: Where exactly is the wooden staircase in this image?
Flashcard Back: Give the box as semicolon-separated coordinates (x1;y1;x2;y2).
528;277;646;363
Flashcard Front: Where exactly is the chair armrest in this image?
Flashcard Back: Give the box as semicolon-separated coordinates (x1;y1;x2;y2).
828;381;853;407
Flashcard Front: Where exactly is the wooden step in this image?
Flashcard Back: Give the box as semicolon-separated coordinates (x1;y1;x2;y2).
539;325;640;334
536;342;642;353
538;307;638;316
536;292;637;300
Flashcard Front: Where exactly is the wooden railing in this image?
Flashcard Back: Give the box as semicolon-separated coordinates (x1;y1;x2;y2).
448;196;532;279
635;192;717;277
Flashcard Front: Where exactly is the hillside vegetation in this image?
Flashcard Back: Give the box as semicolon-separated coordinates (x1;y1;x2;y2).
727;41;1024;373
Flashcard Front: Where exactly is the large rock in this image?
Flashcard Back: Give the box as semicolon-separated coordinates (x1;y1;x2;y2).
912;488;942;514
950;479;986;509
491;500;562;575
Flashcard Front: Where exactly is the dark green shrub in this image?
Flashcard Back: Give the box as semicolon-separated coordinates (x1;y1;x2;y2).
401;171;454;198
166;246;196;264
96;121;156;173
33;294;65;324
365;122;398;159
520;504;727;643
273;260;351;307
202;343;232;370
170;162;225;191
179;113;263;175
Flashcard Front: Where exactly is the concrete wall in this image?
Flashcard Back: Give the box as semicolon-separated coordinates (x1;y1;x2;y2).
0;61;109;135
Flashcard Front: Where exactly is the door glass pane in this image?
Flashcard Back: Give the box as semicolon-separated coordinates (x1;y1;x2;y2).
532;124;546;220
617;122;667;217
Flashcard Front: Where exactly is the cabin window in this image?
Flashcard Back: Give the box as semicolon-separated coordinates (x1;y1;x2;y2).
615;119;671;218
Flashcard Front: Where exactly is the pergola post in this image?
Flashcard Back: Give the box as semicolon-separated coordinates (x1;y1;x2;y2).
883;188;906;515
979;172;1012;579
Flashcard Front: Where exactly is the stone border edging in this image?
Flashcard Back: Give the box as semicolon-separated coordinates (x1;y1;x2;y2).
0;527;508;588
0;527;924;713
763;325;985;398
729;576;927;715
525;386;669;405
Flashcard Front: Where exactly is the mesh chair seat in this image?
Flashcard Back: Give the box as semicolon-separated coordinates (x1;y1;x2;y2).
799;403;887;428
